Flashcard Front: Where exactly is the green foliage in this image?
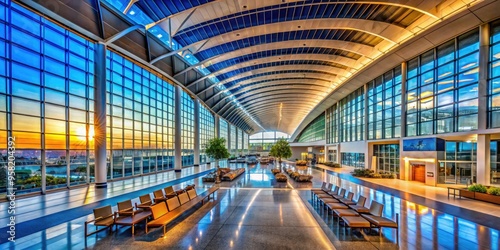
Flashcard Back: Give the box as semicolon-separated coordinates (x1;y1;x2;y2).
468;184;487;193
204;138;230;160
295;160;307;166
269;139;292;162
352;169;395;178
487;187;500;196
323;162;341;168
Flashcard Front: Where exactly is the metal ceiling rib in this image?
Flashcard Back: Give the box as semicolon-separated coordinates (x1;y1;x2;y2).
118;0;462;134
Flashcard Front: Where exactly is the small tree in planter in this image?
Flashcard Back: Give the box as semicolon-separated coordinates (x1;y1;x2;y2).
269;138;292;172
204;138;231;183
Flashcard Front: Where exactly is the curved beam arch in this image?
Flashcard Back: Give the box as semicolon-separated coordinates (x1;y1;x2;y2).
231;109;312;132
209;81;330;106
196;64;343;92
189;19;409;54
183;39;375;76
223;96;320;119
213;85;329;109
206;78;330;103
199;73;332;95
220;89;325;113
228;104;314;129
168;1;439;35
221;92;321;117
181;53;355;81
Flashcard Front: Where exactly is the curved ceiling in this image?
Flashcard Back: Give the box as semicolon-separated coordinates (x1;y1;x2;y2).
112;0;478;135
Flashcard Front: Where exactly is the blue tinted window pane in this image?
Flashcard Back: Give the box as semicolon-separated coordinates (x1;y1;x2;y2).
45;88;66;105
11;28;40;52
44;27;65;47
44;42;65;62
12;45;40;68
12;81;40;100
12;62;40;84
44;73;65;91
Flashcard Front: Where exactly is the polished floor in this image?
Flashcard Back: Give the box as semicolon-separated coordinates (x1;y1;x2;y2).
1;162;499;249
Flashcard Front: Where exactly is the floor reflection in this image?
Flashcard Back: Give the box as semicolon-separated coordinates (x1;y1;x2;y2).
2;162;499;249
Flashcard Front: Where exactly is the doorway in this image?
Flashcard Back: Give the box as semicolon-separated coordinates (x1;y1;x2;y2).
412;164;425;183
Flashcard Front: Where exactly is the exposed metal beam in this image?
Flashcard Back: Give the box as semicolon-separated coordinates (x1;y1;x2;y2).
104;24;145;45
211;84;329;108
207;81;330;105
171;8;197;36
122;0;138;15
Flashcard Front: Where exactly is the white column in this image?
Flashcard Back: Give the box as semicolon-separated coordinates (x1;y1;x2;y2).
94;43;108;188
477;134;491;185
174;85;182;172
193;99;200;166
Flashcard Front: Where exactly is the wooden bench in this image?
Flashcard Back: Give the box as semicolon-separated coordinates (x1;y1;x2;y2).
146;186;219;235
114;200;151;235
85;205;115;237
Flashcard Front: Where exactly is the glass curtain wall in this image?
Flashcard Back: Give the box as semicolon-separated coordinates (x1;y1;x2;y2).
490;141;500;186
297;114;325;142
199;104;215;164
230;124;237;156
106;51;175;178
367;67;402;139
326;104;338;144
181;91;194;167
489;20;500;127
243;133;249;152
373;144;400;174
339;87;364;142
249;131;290;152
0;2;95;196
439;141;477;184
341;153;365;168
406;29;479;136
219;118;228;148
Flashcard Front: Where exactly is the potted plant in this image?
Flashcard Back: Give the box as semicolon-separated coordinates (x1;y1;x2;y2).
204;138;231;183
269;138;292;172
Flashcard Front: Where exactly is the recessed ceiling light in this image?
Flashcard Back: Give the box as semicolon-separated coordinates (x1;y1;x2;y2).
243;5;247;8
157;34;163;38
303;43;306;46
297;25;301;28
129;10;135;15
236;33;240;36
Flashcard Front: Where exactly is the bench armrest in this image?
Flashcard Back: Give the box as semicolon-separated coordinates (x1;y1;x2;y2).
86;213;114;224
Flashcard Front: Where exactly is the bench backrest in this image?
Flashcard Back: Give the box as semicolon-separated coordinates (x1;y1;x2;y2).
178;193;190;205
338;189;346;197
94;205;112;221
369;201;384;217
187;189;197;200
164;186;175;195
345;192;354;200
117;200;133;212
151;202;168;220
153;189;164;199
323;183;333;191
139;194;152;204
184;184;195;191
320;182;326;189
356;196;367;206
331;186;339;194
167;197;181;211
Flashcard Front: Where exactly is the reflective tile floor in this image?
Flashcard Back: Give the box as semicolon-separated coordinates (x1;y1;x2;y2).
1;162;500;249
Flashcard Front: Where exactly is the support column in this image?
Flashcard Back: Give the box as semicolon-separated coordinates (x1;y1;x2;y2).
477;134;491;185
399;62;407;181
478;24;490;131
363;83;368;142
193;99;200;166
174;85;182;172
94;43;107;188
214;115;220;138
227;124;232;153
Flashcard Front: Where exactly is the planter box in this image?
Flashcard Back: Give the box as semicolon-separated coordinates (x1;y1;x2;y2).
475;192;500;205
459;189;475;199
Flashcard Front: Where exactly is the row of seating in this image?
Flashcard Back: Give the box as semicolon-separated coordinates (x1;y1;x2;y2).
311;182;399;244
85;184;218;237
